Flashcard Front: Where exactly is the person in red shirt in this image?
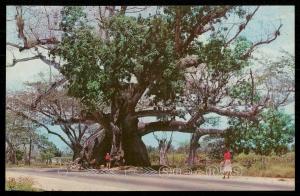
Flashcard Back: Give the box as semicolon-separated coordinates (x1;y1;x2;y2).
222;148;232;179
105;152;111;169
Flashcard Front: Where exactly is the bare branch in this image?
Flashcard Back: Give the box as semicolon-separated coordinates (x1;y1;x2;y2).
6;43;61;69
250;69;255;105
6;55;40;67
242;24;283;59
31;78;67;109
224;6;259;48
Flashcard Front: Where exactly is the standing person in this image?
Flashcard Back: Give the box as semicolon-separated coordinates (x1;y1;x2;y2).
222;148;232;179
105;152;111;169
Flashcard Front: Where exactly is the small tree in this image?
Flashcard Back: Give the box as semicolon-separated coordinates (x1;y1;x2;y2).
153;132;173;165
225;109;294;156
38;135;62;164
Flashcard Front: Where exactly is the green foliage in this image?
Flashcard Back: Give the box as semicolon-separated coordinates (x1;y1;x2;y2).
54;6;260;115
57;10;188;109
6;111;61;164
60;6;87;33
228;80;260;104
38;135;62;163
194;36;251;73
15;149;24;161
201;136;225;160
225;109;295;155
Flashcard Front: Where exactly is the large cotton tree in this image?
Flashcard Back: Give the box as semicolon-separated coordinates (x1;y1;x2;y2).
6;6;291;167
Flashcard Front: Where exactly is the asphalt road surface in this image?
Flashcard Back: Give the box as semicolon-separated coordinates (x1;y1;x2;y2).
6;168;295;191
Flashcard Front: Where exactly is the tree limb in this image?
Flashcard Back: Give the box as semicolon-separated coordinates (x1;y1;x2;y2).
241;24;283;59
206;104;258;121
31;78;67;109
224;6;259;48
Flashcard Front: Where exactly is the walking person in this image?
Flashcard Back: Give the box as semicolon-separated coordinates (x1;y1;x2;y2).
222;148;232;179
105;152;111;169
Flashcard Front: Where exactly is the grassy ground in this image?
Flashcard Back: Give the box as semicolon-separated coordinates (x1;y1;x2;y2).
7;152;294;178
234;152;295;178
5;176;43;191
6;163;64;168
149;151;295;178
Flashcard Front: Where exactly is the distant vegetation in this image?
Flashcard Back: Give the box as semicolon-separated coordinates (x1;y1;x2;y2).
148;144;295;178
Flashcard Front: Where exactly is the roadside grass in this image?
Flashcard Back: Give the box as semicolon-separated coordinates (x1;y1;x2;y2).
150;151;295;178
240;162;295;178
234;152;295;178
5;177;43;191
6;163;63;168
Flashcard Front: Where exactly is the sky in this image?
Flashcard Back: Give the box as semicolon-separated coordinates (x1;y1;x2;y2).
6;6;295;151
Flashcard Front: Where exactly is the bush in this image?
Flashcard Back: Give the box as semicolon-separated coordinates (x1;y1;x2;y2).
6;177;42;191
233;152;295;178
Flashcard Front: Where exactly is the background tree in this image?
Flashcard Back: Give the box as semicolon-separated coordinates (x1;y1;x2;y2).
6;111;40;165
225;109;294;156
38;135;62;164
153;132;173;165
6;110;61;165
6;78;100;160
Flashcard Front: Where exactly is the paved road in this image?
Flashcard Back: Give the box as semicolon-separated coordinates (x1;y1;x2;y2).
6;168;295;191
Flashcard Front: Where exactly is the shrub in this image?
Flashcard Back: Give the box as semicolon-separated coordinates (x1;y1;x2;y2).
6;177;42;191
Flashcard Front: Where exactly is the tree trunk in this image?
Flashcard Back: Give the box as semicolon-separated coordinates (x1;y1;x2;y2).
90;132;112;165
77;129;112;167
28;137;32;166
72;144;83;161
75;114;151;167
122;131;150;166
187;133;201;166
6;141;16;164
6;150;16;164
23;144;29;165
159;148;168;166
120;114;150;166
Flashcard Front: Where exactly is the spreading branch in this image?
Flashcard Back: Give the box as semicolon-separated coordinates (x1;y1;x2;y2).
6;42;61;69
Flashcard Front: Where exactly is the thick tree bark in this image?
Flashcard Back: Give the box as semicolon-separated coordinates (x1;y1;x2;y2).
80;129;112;166
120;115;150;166
72;144;83;161
122;131;150;166
6;140;17;164
187;133;202;166
6;150;17;164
